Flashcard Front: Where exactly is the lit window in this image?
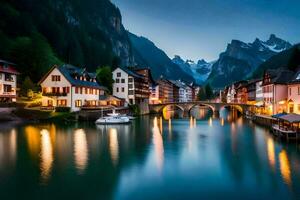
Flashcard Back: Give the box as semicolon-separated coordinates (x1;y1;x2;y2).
75;100;82;107
51;75;61;81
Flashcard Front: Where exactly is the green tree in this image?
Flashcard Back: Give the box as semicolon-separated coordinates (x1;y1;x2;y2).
96;66;114;93
20;76;36;97
205;83;213;100
197;87;207;101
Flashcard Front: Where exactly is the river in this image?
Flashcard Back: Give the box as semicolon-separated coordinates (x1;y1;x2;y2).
0;107;299;199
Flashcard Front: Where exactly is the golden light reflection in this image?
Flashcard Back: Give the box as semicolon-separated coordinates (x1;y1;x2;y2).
279;150;292;186
220;118;224;126
194;118;197;128
0;129;17;169
74;129;88;173
40;129;53;183
153;117;164;171
168;119;172;133
159;117;163;133
190;116;194;129
109;128;119;166
208;117;213;127
25;126;41;157
267;138;275;169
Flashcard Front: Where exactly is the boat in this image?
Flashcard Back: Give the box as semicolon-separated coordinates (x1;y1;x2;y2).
95;110;131;124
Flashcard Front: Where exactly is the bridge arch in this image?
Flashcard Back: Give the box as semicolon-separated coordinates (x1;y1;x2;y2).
159;104;185;113
220;104;243;114
188;103;215;113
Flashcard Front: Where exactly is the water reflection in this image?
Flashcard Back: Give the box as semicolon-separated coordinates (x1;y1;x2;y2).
40;129;53;183
152;117;164;171
267;138;276;169
279;150;292;186
109;128;119;166
0;129;17;171
74;129;88;173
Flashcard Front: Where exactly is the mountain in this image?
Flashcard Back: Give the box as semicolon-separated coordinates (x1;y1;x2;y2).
207;34;292;88
252;43;300;78
172;56;213;84
0;0;134;82
128;32;195;82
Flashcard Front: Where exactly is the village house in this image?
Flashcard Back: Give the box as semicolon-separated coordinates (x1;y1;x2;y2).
236;81;248;104
287;70;300;114
261;69;294;115
156;77;175;103
227;81;247;103
39;64;106;112
0;59;19;102
190;83;201;101
112;67;151;105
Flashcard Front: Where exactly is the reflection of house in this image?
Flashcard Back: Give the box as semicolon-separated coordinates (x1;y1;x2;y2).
39;64;106;112
0;60;19;102
112;67;151;105
287;70;300;114
262;69;294;115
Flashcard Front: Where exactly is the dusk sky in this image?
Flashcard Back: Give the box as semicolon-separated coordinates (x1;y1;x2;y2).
113;0;300;61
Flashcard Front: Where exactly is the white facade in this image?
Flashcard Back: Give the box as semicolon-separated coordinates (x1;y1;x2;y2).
287;84;300;114
227;85;236;103
112;68;131;104
0;73;17;102
40;67;103;112
255;80;263;102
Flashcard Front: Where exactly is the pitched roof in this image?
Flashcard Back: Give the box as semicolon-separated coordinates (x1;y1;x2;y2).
39;64;107;90
0;59;19;74
264;68;294;84
289;69;300;84
117;66;145;79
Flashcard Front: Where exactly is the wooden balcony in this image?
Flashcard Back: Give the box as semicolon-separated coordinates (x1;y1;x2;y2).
42;92;67;97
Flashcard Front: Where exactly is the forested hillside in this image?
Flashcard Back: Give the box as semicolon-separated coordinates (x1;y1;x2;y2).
0;0;133;82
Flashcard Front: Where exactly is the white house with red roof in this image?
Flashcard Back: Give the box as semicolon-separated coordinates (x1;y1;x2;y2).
0;59;19;102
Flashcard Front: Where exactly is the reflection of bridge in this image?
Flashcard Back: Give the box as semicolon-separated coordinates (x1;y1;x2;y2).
149;102;255;114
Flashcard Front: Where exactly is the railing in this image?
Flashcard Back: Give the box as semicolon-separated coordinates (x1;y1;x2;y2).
42;92;67;97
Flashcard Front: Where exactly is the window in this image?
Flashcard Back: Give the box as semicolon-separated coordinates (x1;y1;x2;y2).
86;88;89;94
289;88;292;96
116;87;119;92
116;79;120;83
57;99;67;107
3;84;12;93
298;87;300;95
75;100;82;107
4;73;13;81
128;90;134;95
129;78;133;82
51;75;61;81
121;79;125;83
117;72;121;77
63;87;70;94
128;84;133;89
122;87;125;92
75;87;79;94
80;87;83;94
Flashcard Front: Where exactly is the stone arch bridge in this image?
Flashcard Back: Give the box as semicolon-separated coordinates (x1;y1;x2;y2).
149;101;256;115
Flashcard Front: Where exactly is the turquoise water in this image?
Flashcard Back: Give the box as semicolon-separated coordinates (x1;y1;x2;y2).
0;109;299;199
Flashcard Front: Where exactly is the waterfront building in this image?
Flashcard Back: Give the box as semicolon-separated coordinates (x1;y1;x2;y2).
39;64;106;112
156;77;174;103
227;81;247;103
0;60;19;102
112;67;151;105
246;79;261;105
236;81;248;104
287;70;300;114
262;69;294;115
191;83;201;101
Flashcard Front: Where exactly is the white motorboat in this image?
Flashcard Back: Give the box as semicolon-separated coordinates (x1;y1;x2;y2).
95;110;131;124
